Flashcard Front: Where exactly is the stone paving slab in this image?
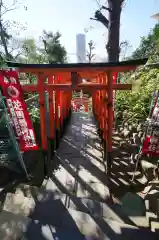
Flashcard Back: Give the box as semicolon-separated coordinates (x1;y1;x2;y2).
3;183;150;230
0;210;30;239
0;209;154;240
44;112;109;201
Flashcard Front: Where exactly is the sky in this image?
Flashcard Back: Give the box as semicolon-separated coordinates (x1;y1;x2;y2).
4;0;159;62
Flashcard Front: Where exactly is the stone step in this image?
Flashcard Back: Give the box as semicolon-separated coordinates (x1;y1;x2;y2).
3;189;123;222
23;223;101;240
151;220;159;233
146;211;158;221
8;197;141;240
3;183;66;217
5;186;149;229
30;207;156;239
15;183;61;200
51;158;110;202
63;196;149;228
13;185;154;238
3;194;102;239
56;209;139;239
3;192;36;216
0;207;156;239
0;210;30;239
128;216;149;228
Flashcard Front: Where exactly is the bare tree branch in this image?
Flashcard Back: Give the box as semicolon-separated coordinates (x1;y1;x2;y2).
101;6;111;12
9;45;21;54
1;7;17;17
86;40;96;63
2;20;9;28
90;17;99;21
42;38;49;55
0;0;21;16
86;52;95;62
14;51;23;59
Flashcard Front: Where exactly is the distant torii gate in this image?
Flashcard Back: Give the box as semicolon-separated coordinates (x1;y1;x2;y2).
72;96;89;112
6;58;148;176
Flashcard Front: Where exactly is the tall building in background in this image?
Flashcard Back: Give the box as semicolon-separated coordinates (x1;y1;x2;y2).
76;34;86;63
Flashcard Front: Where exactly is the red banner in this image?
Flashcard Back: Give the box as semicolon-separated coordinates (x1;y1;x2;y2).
141;95;159;156
0;70;38;151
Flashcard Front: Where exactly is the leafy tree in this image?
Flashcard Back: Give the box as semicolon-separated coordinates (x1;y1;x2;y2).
16;38;49;86
42;31;67;63
0;0;27;61
116;23;159;126
132;23;159;62
18;38;47;64
116;68;159;125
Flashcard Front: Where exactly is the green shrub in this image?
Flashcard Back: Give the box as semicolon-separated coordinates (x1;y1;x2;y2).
116;68;159;126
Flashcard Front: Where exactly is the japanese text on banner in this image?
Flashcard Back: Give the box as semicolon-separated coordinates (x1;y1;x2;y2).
0;70;38;151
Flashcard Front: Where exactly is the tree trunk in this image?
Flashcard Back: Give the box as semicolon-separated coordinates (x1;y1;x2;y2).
0;0;12;61
0;21;11;60
106;0;122;62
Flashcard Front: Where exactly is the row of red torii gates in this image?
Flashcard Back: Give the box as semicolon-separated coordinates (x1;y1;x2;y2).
71;96;90;112
7;58;147;176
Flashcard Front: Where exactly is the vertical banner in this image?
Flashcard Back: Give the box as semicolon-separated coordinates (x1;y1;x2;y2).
0;70;38;151
141;90;159;155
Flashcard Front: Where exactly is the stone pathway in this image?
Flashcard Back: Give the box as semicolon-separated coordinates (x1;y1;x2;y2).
1;112;158;239
44;112;110;202
43;112;148;202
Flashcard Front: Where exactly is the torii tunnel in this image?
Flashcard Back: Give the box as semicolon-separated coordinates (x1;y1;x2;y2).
6;58;148;176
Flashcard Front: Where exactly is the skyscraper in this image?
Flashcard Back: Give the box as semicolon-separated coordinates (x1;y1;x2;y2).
76;34;86;63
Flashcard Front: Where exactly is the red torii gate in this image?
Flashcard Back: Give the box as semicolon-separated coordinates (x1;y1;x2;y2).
6;58;148;175
72;96;89;112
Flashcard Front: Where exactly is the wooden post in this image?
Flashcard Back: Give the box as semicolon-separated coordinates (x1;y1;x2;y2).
38;73;48;176
47;76;55;176
99;76;103;139
102;73;108;162
60;90;64;136
55;75;61;149
38;73;47;150
107;72;113;175
48;76;55;141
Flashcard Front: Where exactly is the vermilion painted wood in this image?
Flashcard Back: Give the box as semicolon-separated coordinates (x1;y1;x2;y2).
54;76;60;130
11;59;147;169
102;75;105;133
18;68;141;158
98;76;102;131
48;76;55;139
58;76;62;127
102;74;108;141
107;72;113;152
22;83;132;92
38;74;47;150
7;58;148;73
18;65;139;74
